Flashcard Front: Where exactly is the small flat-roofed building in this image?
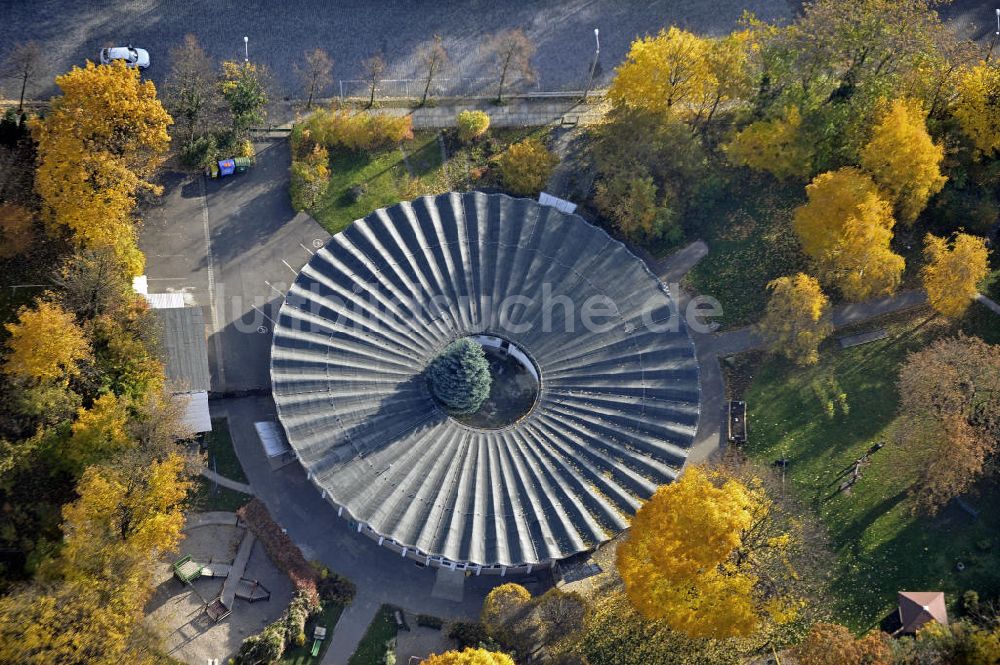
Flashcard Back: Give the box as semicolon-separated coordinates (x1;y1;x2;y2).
255;421;296;469
153;305;212;434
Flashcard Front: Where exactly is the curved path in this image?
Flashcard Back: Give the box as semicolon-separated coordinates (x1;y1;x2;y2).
652;242;931;464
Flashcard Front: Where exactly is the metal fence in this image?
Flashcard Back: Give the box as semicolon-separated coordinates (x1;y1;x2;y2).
336;75;540;100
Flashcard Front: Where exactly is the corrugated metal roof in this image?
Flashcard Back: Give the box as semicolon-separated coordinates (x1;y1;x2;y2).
145;292;187;309
177;391;212;433
155;306;211;392
270;192;700;567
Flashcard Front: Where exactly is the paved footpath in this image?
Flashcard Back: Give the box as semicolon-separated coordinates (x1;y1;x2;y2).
652;242;933;464
211;396;507;665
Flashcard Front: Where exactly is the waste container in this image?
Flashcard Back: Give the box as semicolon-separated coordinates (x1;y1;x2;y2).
218;159;236;177
233;156;253;173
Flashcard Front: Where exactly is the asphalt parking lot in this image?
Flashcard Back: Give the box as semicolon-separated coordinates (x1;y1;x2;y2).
140;140;329;392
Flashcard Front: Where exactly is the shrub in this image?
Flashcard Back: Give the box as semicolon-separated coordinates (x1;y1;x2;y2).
417;614;444;629
235;622;285;665
497;138;558;196
179;134;219;169
457;110;490;143
237;499;322;608
302;108;413;152
290;144;331;211
426;339;492;414
317;569;357;606
447;621;492;650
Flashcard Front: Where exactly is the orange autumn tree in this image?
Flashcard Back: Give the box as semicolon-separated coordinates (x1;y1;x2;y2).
33;60;172;274
920;232;990;318
792;623;892;665
616;465;800;639
792;167;904;301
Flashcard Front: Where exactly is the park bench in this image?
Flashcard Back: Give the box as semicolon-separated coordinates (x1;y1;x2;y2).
394;610;410;631
728;400;747;445
310;625;327;658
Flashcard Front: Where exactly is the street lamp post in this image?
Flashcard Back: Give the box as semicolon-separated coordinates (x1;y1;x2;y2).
243;36;249;62
582;28;600;102
989;10;1000;63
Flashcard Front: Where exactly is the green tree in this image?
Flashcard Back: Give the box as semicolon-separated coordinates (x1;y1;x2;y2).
220;60;269;136
427;339;492;415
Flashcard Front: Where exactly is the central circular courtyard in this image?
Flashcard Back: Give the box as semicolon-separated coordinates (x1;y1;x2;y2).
270;192;700;571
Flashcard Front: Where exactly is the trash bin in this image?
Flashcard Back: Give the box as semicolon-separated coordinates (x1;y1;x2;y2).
233;156;253;173
218;159;236;177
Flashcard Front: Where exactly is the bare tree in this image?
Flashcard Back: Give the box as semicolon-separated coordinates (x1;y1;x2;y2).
416;35;449;105
362;52;387;108
485;29;536;104
163;35;220;147
296;48;334;109
2;42;44;113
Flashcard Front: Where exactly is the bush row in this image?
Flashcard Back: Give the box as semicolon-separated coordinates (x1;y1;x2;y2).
296;108;413;154
237;498;321;607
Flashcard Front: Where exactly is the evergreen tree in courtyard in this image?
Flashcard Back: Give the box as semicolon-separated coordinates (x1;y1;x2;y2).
427;339;492;415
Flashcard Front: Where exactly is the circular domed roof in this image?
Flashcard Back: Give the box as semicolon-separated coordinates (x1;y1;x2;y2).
271;192;699;567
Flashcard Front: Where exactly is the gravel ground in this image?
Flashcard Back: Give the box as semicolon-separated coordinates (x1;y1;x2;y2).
0;0;798;101
144;524;293;665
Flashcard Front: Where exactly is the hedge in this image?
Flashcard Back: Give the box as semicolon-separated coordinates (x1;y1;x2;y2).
238;498;321;607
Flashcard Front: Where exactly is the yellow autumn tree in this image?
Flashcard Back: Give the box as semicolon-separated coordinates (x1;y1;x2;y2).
0;577;143;665
921;232;990;317
421;648;516;665
608;27;711;116
66;392;133;471
724;106;813;180
860;98;946;225
481;583;531;633
793;168;904;301
757;273;833;366
694;30;754;126
616;465;797;639
33;60;172;274
3;300;91;384
952;61;1000;157
60;452;191;586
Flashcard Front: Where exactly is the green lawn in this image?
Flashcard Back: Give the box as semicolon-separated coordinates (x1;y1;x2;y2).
279;601;346;665
347;605;398;665
187;418;251;512
685;170;808;329
186;475;250;513
202;417;247;484
308;127;551;236
738;306;1000;630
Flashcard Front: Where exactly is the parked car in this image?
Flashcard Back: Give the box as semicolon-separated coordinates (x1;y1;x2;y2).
99;45;150;69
